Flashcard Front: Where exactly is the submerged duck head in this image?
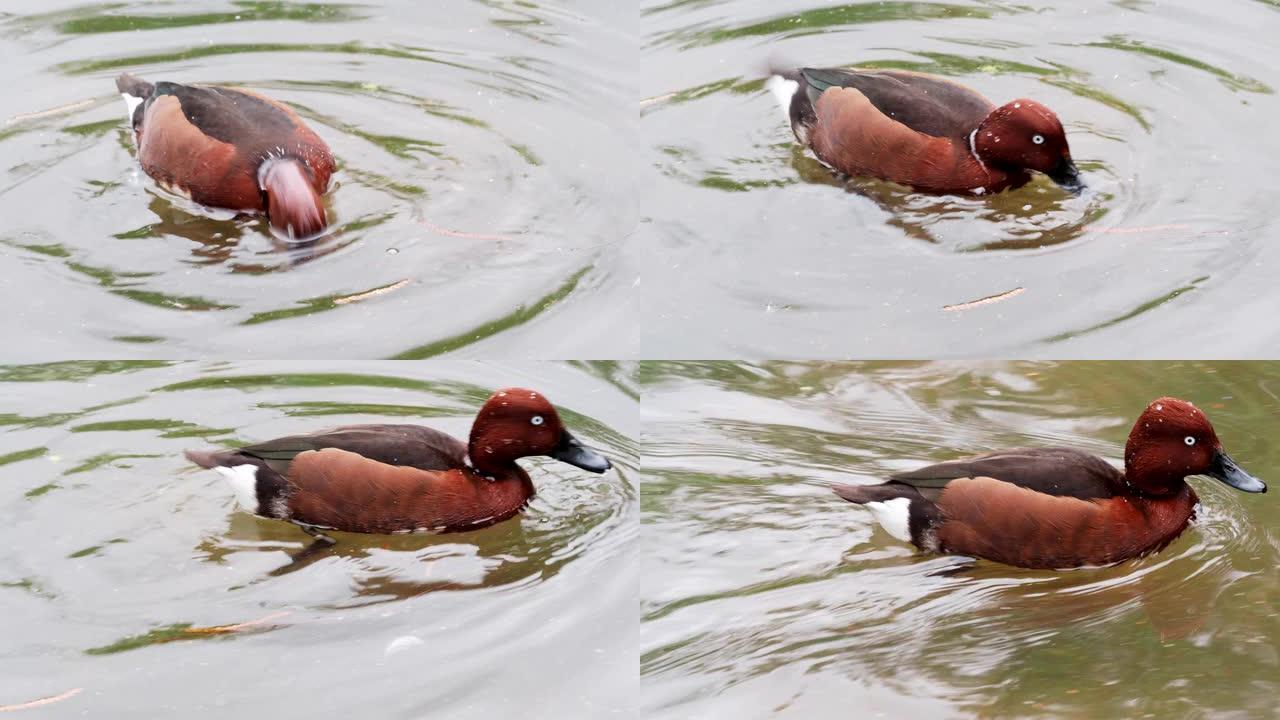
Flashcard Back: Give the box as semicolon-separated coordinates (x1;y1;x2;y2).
469;387;612;475
973;99;1082;192
1124;397;1265;496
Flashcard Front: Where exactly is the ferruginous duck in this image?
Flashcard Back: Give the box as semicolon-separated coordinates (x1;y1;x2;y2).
766;66;1083;195
185;388;612;541
116;73;336;238
833;398;1264;569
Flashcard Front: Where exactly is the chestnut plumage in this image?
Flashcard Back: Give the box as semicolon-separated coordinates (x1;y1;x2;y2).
185;388;612;538
833;397;1264;569
116;73;335;238
767;66;1082;195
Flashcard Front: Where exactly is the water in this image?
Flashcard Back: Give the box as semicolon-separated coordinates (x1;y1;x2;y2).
641;361;1280;717
0;1;636;359
640;0;1280;357
0;360;638;717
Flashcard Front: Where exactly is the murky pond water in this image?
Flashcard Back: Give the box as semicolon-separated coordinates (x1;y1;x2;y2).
0;360;637;717
641;361;1280;717
0;1;635;359
640;0;1280;357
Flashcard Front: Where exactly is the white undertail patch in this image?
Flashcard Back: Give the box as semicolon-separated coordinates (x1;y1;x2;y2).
864;498;912;542
764;75;799;120
121;93;143;121
214;464;260;512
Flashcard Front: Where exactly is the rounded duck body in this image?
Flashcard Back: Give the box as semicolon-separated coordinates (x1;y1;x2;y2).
765;66;1083;195
832;398;1265;569
116;73;335;239
184;388;612;539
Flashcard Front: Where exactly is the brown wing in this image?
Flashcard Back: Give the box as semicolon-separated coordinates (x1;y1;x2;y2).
137;94;262;211
890;447;1123;501
240;423;468;476
226;86;335;189
935;477;1195;569
802;68;994;141
284;449;532;534
809;86;991;193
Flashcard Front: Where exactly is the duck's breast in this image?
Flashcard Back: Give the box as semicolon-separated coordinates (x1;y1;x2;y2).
284;448;532;534
935;477;1196;568
810;87;993;193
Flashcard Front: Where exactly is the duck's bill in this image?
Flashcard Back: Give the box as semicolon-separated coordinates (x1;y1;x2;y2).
1046;157;1084;193
551;431;612;473
1209;449;1266;493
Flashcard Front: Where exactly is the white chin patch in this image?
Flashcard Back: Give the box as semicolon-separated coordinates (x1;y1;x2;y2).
864;498;912;542
764;75;799;117
121;93;144;120
214;464;260;512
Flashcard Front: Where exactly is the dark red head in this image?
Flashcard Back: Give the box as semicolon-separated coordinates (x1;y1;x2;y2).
468;387;612;476
973;99;1082;192
259;157;327;239
1123;397;1265;496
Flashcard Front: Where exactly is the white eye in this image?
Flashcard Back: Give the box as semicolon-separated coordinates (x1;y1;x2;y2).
1184;436;1196;446
1032;134;1045;145
530;415;544;426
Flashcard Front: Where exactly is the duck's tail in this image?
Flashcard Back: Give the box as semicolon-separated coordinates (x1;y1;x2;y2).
115;73;154;128
832;482;924;543
764;63;817;145
184;448;234;469
259;157;327;240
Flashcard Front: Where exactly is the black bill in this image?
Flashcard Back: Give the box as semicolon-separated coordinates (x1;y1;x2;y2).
551;430;612;473
1208;449;1266;493
1046;157;1084;193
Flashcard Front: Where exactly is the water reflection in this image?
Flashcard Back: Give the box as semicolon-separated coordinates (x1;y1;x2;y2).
0;1;632;357
0;360;636;715
641;361;1280;717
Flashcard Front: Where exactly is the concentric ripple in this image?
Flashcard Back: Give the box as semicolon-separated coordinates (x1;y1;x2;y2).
0;1;634;358
0;359;638;716
640;0;1280;357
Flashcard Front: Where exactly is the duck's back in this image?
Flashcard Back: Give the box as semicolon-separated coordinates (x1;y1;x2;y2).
131;82;333;209
800;68;994;141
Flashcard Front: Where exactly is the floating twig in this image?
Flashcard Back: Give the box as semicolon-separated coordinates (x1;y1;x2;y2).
1093;224;1190;235
0;688;82;713
639;93;677;108
6;99;96;125
333;279;411;306
420;219;513;242
943;287;1026;312
182;611;292;635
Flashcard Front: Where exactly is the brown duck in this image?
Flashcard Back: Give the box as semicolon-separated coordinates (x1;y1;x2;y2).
767;66;1083;195
833;398;1264;569
117;73;335;238
185;388;612;541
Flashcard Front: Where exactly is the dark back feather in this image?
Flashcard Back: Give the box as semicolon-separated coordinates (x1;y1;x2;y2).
237;424;468;477
800;68;994;140
889;447;1124;501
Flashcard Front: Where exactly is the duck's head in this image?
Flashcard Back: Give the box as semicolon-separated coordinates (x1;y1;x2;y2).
973;99;1083;193
259;157;327;239
1124;397;1265;496
468;387;612;476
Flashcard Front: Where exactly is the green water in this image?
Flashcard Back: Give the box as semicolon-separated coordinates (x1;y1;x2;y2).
641;361;1280;717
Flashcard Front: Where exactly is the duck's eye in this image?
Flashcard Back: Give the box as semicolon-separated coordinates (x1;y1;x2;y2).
1184;436;1196;446
1032;134;1045;145
530;415;544;426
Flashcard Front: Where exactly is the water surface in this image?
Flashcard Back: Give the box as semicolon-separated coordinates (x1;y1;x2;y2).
0;1;636;359
0;359;637;717
640;0;1280;357
642;361;1280;717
